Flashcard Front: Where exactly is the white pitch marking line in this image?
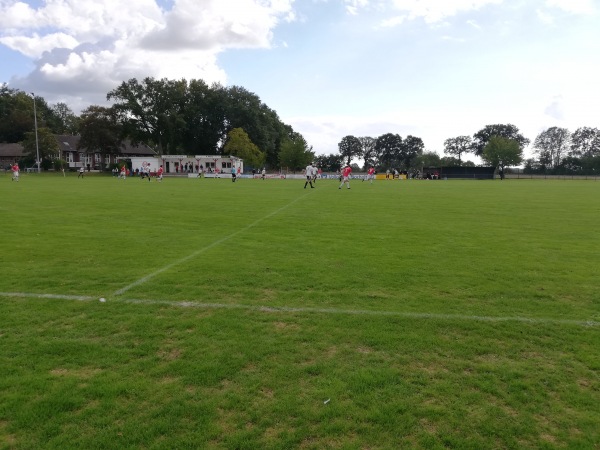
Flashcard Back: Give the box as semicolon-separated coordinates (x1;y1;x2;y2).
112;193;311;297
0;291;94;301
2;291;596;327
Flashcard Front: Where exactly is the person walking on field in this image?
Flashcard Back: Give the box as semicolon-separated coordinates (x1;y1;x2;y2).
363;166;375;184
304;163;315;189
339;164;352;189
119;165;127;180
231;165;237;182
78;166;84;178
11;162;19;181
261;168;266;180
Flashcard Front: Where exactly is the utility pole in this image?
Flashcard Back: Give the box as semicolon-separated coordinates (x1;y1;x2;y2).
31;93;41;173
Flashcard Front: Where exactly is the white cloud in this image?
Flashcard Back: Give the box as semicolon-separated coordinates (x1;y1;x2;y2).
545;0;597;14
536;9;554;25
140;0;293;50
388;0;504;23
0;0;294;109
466;19;482;30
0;32;79;58
544;95;564;120
379;15;406;28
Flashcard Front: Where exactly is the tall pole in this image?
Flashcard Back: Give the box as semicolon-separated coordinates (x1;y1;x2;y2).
31;93;41;173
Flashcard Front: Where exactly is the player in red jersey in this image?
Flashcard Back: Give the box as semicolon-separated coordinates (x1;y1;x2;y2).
11;163;20;181
363;166;375;184
339;165;352;189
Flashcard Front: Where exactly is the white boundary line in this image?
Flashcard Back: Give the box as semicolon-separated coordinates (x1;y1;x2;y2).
112;193;311;297
1;291;598;327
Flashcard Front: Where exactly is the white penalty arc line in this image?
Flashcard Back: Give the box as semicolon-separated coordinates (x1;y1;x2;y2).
112;193;311;297
1;292;598;327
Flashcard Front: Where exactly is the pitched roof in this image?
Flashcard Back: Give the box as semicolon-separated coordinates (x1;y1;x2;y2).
54;135;156;156
0;142;25;158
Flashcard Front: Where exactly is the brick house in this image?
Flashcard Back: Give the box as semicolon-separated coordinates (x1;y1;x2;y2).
1;136;156;171
0;143;25;170
55;135;156;170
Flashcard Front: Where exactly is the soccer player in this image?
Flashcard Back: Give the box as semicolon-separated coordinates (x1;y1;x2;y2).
11;162;20;181
261;168;266;180
78;166;84;178
119;165;127;180
304;163;315;189
363;166;375;184
231;165;237;182
339;165;352;189
156;165;164;182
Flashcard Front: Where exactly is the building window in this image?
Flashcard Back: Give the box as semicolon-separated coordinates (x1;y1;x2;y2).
95;153;101;163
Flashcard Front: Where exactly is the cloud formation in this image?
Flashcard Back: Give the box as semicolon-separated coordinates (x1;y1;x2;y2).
0;0;294;108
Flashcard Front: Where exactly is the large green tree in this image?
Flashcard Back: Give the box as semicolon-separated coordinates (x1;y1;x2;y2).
358;136;377;170
182;80;227;154
314;153;343;172
222;127;265;168
107;77;295;166
0;86;35;143
413;151;441;168
472;124;529;156
402;135;425;168
21;127;60;169
481;136;523;176
78;105;123;169
49;102;80;135
444;135;472;162
279;132;314;172
107;77;187;154
569;127;600;158
223;85;286;167
375;133;403;169
532;126;570;169
338;135;362;165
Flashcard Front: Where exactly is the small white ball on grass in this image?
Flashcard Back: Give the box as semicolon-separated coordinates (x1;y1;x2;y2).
99;298;106;302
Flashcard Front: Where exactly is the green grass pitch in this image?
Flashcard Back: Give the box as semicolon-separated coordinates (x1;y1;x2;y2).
1;173;599;448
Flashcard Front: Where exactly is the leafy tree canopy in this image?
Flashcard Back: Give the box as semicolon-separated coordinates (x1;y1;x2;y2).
338;135;362;165
472;124;529;156
481;136;523;171
78;105;123;163
570;127;600;158
375;133;403;169
314;153;343;172
444;136;472;162
532;126;570;168
222;127;265;168
279;133;314;172
21;127;60;165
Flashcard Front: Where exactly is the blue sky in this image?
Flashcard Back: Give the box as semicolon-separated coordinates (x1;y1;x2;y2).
1;0;599;161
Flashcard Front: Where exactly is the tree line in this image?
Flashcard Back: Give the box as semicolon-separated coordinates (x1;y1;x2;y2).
314;124;529;174
2;81;598;174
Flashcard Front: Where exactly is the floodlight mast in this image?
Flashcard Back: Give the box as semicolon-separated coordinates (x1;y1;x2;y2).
31;92;41;173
